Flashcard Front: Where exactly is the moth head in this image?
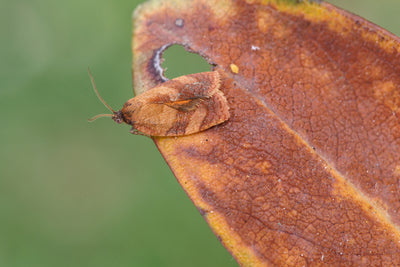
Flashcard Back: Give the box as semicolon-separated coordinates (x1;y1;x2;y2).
111;111;124;124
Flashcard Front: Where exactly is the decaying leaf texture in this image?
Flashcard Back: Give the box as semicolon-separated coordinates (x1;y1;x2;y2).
132;0;400;266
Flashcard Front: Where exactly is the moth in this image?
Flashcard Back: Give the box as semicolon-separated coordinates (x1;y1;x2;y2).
89;71;230;136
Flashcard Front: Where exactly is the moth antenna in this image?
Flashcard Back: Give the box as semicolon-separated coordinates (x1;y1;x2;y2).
88;68;116;113
88;113;113;122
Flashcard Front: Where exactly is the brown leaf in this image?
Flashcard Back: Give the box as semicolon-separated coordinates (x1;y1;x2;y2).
132;0;400;265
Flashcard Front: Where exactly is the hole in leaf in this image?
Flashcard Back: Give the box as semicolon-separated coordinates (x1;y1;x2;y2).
162;45;211;79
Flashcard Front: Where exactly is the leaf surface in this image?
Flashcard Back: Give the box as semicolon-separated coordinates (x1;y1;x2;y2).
132;0;400;265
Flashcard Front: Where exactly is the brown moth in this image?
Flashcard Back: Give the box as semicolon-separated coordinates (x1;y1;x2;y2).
89;71;230;136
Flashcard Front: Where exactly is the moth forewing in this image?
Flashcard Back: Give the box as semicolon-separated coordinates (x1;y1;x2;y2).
119;71;230;136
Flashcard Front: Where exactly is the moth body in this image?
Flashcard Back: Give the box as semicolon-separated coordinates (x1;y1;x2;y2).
91;70;230;137
114;71;229;136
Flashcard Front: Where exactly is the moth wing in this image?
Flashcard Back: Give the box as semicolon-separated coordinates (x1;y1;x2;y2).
148;71;221;111
123;70;229;136
160;70;220;100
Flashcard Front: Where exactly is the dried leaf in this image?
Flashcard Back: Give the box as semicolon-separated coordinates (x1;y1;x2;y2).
132;0;400;265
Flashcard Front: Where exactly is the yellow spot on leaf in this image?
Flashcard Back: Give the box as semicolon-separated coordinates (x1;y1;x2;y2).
230;63;239;74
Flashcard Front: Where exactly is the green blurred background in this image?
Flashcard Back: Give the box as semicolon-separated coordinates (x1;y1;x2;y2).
1;0;399;266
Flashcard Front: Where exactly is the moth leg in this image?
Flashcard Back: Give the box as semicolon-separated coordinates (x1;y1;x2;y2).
129;127;151;137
